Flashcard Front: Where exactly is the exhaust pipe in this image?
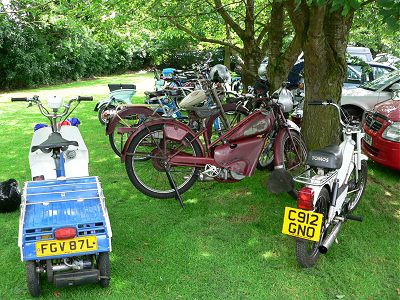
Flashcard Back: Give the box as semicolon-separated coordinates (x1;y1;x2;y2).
318;221;343;254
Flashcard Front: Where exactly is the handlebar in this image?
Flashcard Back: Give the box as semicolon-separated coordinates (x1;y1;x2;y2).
11;97;29;102
308;99;354;127
77;96;93;101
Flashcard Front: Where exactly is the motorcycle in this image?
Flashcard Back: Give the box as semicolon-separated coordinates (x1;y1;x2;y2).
275;100;368;267
13;95;112;296
94;83;136;125
120;75;307;207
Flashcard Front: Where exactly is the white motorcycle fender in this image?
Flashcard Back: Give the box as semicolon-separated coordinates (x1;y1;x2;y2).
287;119;301;132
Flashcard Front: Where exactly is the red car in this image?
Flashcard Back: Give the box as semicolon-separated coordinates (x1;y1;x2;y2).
362;97;400;171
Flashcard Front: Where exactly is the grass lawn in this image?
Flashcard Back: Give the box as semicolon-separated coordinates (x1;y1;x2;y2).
0;73;399;299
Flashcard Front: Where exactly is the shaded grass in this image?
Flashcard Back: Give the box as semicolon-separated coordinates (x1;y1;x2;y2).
0;73;399;299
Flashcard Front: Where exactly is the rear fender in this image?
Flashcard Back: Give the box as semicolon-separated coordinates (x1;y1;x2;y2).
105;106;157;135
120;119;205;162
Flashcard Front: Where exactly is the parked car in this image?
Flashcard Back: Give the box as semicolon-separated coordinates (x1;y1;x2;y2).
341;70;400;119
361;85;400;171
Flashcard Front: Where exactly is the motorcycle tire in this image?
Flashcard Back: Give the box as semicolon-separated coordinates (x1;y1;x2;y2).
125;124;203;199
296;187;330;268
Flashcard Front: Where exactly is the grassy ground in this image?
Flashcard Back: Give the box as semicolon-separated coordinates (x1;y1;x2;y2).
0;73;399;299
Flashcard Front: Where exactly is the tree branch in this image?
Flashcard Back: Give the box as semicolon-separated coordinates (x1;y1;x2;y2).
168;17;242;53
213;0;245;39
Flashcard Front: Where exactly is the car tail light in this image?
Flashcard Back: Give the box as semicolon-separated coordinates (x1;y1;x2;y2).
297;187;314;210
54;227;77;240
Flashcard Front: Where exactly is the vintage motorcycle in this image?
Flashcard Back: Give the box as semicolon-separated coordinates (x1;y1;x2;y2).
120;72;307;206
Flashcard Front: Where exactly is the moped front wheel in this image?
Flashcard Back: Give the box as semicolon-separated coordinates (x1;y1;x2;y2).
125;124;202;199
98;104;115;125
296;187;330;268
109;113;142;157
346;160;368;213
279;130;307;177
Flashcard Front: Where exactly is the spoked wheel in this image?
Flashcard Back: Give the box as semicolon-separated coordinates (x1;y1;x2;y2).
296;187;330;268
109;113;143;157
97;252;110;288
212;105;248;138
26;260;41;297
125;124;203;199
346;160;368;213
279;130;307;178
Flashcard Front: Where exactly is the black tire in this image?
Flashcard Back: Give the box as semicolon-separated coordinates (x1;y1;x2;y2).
278;130;307;177
98;105;116;125
109;114;142;157
125;124;203;199
346;160;368;213
26;261;41;297
97;252;110;288
296;187;330;268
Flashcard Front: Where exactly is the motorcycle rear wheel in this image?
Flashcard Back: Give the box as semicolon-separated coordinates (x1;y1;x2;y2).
296;187;330;268
125;124;202;199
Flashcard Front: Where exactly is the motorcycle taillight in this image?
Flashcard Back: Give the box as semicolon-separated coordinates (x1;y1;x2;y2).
297;187;314;211
54;227;77;240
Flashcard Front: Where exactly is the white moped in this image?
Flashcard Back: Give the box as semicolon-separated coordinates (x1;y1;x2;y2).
281;100;368;268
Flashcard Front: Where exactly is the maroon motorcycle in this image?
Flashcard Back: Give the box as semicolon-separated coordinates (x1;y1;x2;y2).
120;81;307;206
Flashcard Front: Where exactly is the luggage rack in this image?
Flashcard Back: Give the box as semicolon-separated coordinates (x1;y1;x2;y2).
294;168;338;186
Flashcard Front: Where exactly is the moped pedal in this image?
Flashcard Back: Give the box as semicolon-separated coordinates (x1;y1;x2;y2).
346;215;363;222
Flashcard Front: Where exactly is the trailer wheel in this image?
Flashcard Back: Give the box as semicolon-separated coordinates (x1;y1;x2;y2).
26;261;41;297
97;252;110;288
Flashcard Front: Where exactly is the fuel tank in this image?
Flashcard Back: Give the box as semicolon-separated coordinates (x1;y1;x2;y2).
213;136;265;176
225;110;274;142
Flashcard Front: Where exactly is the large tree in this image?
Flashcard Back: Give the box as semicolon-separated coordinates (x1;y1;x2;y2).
150;0;300;89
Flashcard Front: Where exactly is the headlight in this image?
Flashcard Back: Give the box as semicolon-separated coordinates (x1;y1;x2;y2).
382;122;400;142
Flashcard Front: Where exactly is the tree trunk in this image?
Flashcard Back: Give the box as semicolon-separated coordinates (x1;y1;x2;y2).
286;2;354;150
302;7;353;150
241;41;263;90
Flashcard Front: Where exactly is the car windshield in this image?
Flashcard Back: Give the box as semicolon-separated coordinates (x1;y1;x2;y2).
361;70;400;91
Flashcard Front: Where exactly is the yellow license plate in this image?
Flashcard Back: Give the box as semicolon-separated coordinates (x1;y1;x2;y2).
36;236;98;257
282;207;323;242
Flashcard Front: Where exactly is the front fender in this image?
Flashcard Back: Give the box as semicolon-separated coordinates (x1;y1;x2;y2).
105;105;157;135
287;119;300;132
94;100;110;111
120;118;205;162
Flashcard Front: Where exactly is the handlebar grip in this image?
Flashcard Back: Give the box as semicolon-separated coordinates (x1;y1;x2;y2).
78;96;93;101
308;101;323;106
11;97;28;102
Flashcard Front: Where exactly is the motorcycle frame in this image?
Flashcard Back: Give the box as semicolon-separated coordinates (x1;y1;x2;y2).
294;107;368;224
121;102;303;177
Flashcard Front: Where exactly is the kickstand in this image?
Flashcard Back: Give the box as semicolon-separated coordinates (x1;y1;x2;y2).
165;165;185;208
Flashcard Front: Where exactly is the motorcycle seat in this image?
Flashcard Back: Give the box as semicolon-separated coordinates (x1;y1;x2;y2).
145;90;166;98
187;106;221;119
306;145;343;169
31;132;79;153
